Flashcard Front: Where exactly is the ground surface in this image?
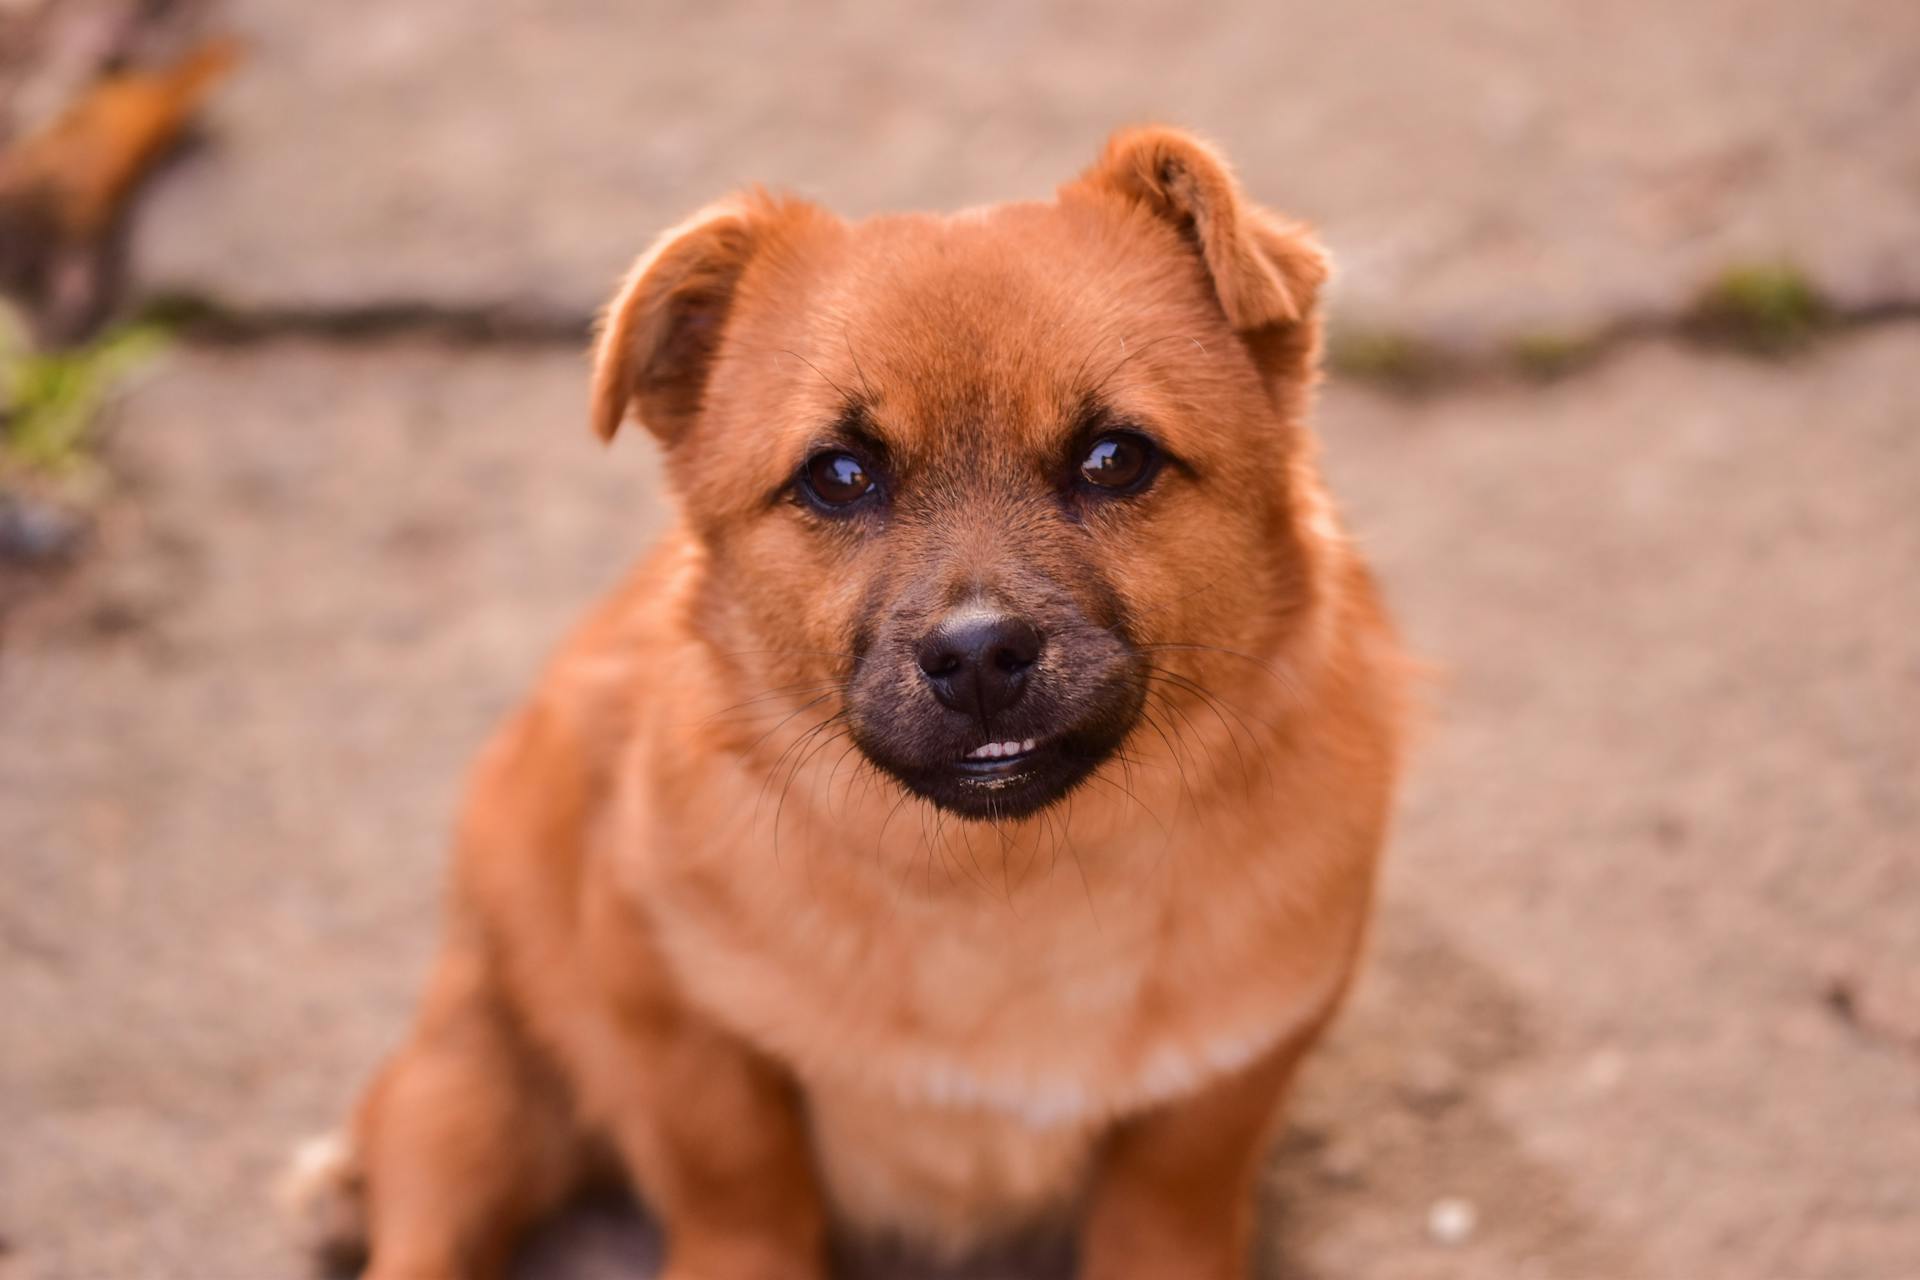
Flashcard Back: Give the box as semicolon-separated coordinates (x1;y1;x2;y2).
3;3;1919;1279
131;0;1920;345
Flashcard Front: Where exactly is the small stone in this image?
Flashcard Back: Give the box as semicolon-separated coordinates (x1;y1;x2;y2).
1319;1135;1368;1185
0;490;87;563
1400;1050;1466;1111
1427;1196;1478;1245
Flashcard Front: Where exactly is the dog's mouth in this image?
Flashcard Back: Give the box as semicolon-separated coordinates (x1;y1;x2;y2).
956;736;1041;776
849;722;1128;821
928;731;1098;817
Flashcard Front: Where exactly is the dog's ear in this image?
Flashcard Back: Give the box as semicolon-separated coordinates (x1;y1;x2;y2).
591;191;816;444
1075;127;1329;333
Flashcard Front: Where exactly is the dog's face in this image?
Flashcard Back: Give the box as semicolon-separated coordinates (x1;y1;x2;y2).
592;130;1330;820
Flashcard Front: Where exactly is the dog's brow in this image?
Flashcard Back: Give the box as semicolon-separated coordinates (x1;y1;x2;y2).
822;404;893;461
1071;395;1117;438
777;347;860;406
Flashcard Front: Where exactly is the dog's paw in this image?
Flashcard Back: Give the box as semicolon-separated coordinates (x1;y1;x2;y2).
276;1130;368;1270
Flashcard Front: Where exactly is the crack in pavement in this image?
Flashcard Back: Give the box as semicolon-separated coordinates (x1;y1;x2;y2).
141;291;1920;394
142;294;596;347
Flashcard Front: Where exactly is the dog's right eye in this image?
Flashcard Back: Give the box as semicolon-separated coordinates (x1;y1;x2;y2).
799;451;876;510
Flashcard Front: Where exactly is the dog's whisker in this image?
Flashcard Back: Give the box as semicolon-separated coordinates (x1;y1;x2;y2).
1101;570;1235;630
1146;670;1257;762
1142;666;1270;781
780;346;859;405
769;711;850;863
740;690;842;762
752;705;843;844
711;645;861;662
793;722;855;886
1085;332;1189;402
1084;761;1168;848
825;735;865;819
842;327;877;404
1057;795;1101;930
1135;702;1198;818
1157;669;1282;798
1146;684;1241;804
1136;642;1304;702
933;806;987;899
701;681;850;726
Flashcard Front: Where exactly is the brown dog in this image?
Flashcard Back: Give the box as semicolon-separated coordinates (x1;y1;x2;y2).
285;127;1409;1280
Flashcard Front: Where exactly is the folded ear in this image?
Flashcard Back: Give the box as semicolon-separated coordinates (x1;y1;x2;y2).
1076;126;1329;332
590;191;815;444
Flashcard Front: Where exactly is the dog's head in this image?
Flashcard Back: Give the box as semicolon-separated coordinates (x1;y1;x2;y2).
591;128;1331;820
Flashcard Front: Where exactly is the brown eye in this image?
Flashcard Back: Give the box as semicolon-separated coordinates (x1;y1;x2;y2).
1078;432;1158;493
801;450;875;509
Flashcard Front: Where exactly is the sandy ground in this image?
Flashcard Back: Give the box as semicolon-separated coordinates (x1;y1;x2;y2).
135;0;1920;344
4;2;1920;1278
4;329;1917;1280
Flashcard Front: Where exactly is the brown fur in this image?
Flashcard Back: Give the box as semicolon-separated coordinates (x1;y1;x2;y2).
303;127;1410;1280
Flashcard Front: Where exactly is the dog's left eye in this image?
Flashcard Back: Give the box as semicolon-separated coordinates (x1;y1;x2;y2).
1077;432;1159;495
800;450;876;509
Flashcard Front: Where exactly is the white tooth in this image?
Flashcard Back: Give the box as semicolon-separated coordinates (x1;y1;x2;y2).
1003;741;1020;754
984;743;1003;758
1021;738;1036;752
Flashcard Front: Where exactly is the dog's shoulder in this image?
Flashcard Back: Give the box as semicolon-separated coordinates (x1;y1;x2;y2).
446;534;694;914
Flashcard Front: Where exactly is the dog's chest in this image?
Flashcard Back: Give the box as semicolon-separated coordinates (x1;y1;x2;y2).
648;859;1334;1244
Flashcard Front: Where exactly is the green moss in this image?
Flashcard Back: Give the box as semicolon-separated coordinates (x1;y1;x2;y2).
1326;328;1447;389
1507;330;1601;381
1;312;168;477
1690;262;1829;353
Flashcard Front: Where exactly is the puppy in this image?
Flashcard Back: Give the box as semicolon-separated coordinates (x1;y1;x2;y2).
288;127;1408;1280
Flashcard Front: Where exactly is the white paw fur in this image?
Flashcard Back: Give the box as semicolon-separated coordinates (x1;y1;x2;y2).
276;1130;367;1263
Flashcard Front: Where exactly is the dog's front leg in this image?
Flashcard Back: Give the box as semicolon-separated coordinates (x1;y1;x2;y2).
593;1004;827;1280
579;886;827;1280
1078;1026;1321;1280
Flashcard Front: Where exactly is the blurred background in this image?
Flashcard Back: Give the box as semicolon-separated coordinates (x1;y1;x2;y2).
2;2;1916;1278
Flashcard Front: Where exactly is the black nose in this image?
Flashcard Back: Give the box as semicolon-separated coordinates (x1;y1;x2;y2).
915;611;1043;721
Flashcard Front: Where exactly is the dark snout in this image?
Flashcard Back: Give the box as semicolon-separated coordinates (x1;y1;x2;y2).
842;505;1145;820
847;586;1144;819
914;608;1044;724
